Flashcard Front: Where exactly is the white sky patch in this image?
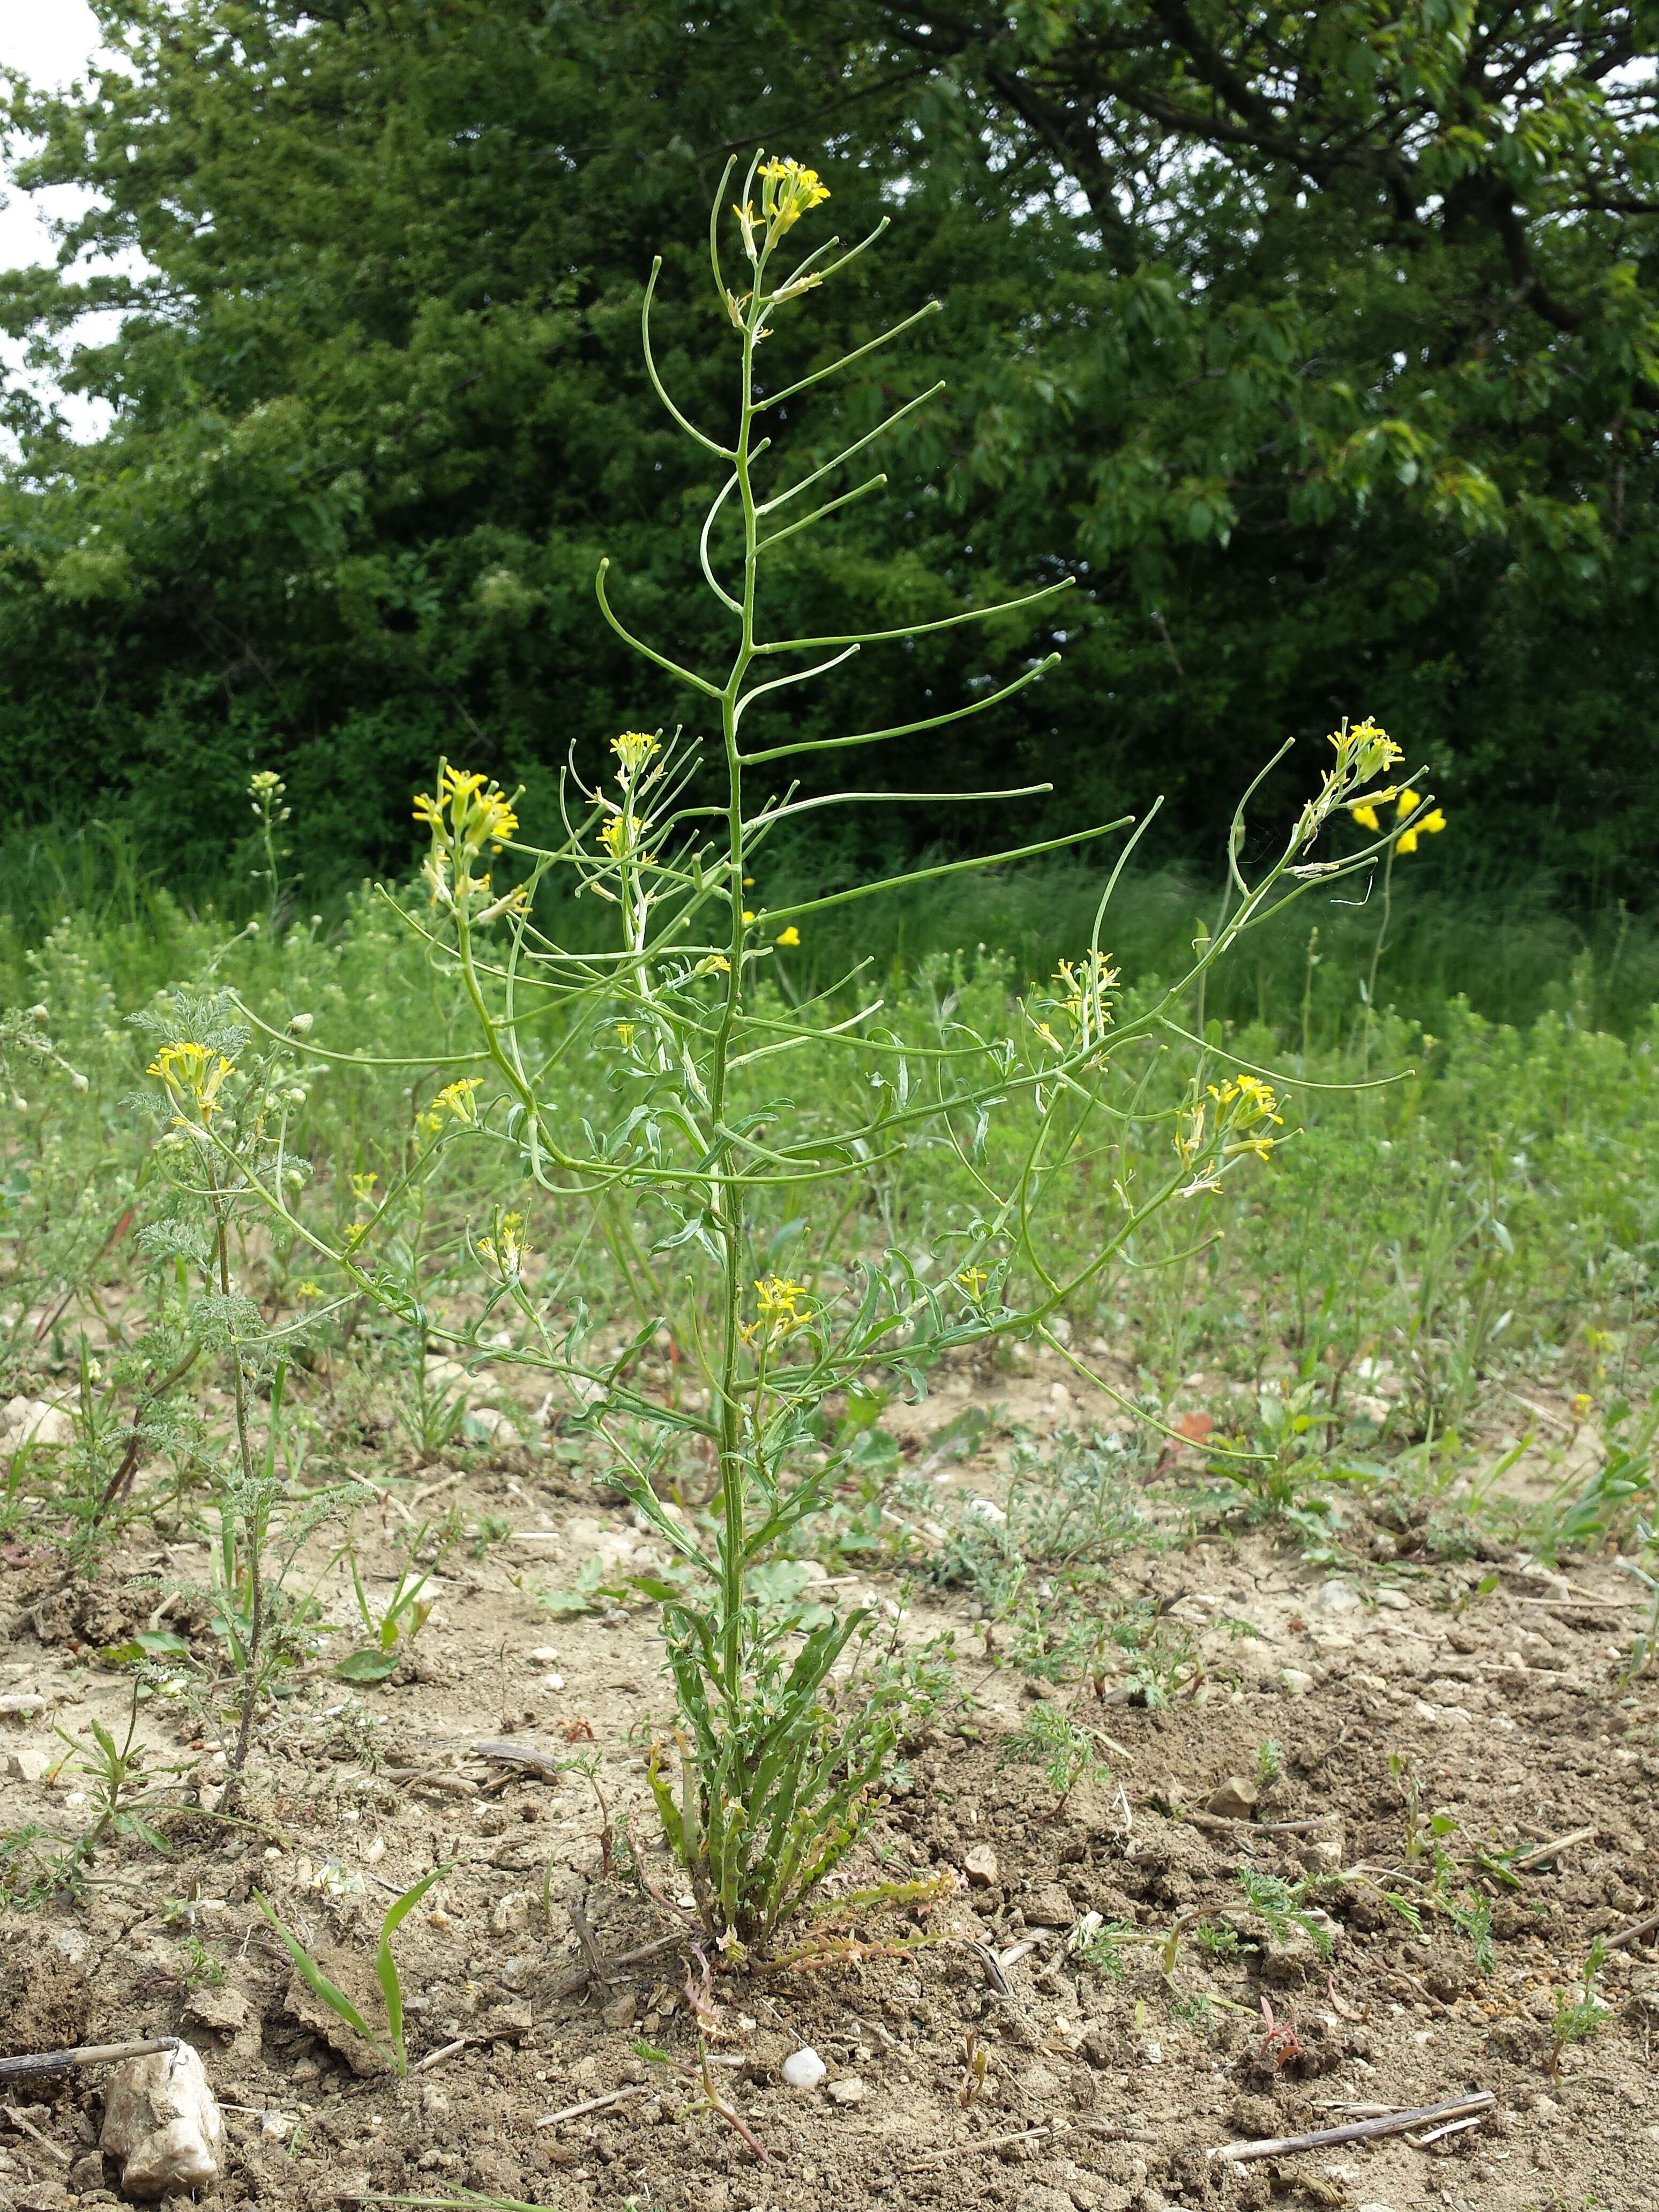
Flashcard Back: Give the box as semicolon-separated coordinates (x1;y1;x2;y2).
1;1;126;445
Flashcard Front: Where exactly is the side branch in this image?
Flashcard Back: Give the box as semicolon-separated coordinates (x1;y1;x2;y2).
754;576;1074;655
595;559;723;701
741;653;1061;764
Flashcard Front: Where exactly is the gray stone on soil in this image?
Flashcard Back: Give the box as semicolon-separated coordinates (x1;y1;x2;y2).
1205;1774;1259;1820
1022;1880;1077;1928
99;2040;225;2202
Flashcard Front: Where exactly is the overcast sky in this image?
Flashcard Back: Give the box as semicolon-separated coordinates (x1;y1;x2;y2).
1;2;119;439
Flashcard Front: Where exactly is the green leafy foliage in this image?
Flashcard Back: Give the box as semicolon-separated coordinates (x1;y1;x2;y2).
0;3;1656;894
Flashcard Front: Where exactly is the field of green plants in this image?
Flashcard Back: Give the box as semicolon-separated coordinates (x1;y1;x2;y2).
0;147;1655;2212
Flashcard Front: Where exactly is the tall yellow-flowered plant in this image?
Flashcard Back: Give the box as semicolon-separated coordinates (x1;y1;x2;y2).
218;155;1434;1949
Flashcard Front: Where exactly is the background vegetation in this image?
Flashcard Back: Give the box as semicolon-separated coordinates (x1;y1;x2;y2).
1;0;1656;908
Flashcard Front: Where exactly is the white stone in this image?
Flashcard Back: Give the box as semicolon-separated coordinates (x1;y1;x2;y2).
781;2046;827;2090
827;2074;865;2105
7;1747;51;1781
1318;1579;1359;1611
100;2040;225;2201
463;1406;517;1443
963;1496;1007;1526
0;1395;74;1450
1279;1668;1316;1697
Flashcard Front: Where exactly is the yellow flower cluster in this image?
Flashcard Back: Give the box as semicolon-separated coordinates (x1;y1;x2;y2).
147;1041;236;1119
1176;1073;1285;1184
610;729;661;782
1293;715;1406;858
418;1076;483;1135
480;1211;528;1278
1351;784;1447;853
734;155;832;263
413;764;519;854
758;157;830;228
742;1274;811;1347
1330;716;1402;785
413;764;526;920
1054;951;1120;1049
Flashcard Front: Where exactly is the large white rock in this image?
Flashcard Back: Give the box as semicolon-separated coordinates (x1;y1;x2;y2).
100;2040;225;2201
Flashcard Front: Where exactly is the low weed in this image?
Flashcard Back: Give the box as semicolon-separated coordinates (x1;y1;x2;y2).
256;1865;451;2078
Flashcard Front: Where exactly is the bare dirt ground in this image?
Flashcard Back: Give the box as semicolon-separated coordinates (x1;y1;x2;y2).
0;1348;1655;2212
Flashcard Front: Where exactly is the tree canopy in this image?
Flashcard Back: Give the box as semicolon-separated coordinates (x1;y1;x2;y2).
2;1;1656;895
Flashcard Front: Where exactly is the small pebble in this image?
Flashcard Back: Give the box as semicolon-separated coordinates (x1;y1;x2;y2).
781;2047;827;2090
827;2075;865;2105
963;1843;999;1886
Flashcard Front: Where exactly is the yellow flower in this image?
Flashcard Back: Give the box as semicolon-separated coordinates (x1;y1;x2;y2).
615;1022;636;1048
147;1042;236;1117
1350;802;1380;833
752;1275;810;1337
350;1172;379;1204
774;925;800;947
610;730;661;781
1175;1072;1284;1172
601;815;627;860
699;953;731;975
424;1077;483;1128
757;156;830;230
295;1280;322;1300
1327;716;1401;781
480;1210;527;1277
412;764;519;856
1053;952;1119;1046
1395;787;1422;818
1395;806;1446;857
1571;1392;1593;1419
956;1266;989;1298
742;909;757;925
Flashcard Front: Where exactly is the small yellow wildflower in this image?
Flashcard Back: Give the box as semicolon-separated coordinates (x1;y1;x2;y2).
480;1211;528;1277
148;1041;236;1118
610;729;661;781
295;1280;321;1300
774;925;800;948
412;764;519;855
1350;802;1381;833
615;1022;636;1048
425;1077;483;1128
1571;1392;1594;1419
1053;952;1119;1047
742;909;757;925
1328;716;1402;782
1394;793;1447;855
699;953;731;975
1175;1073;1284;1176
350;1171;379;1204
743;1275;810;1347
758;156;830;229
956;1266;989;1298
